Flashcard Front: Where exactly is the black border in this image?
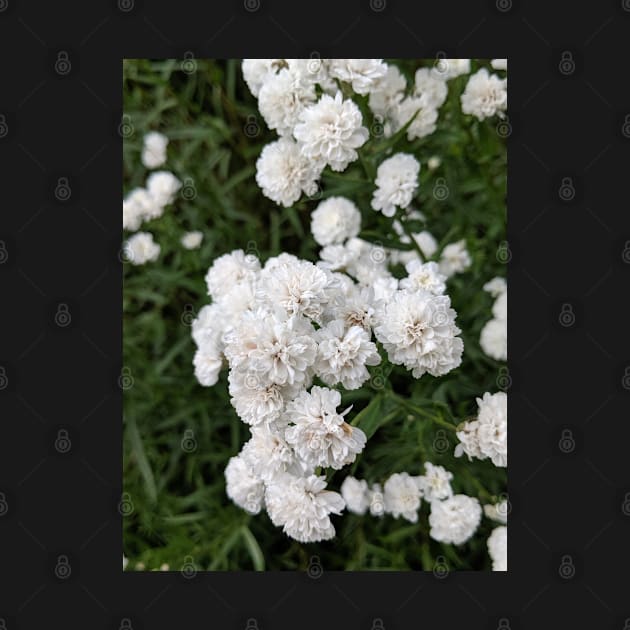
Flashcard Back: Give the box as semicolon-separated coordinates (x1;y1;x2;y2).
2;1;630;628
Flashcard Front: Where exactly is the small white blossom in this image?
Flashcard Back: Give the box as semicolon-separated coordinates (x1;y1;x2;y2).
256;138;321;207
193;345;223;387
455;392;507;467
328;59;387;95
241;426;302;482
311;196;362;246
439;240;472;277
413;67;448;109
368;64;406;118
383;472;422;522
146;171;181;209
400;260;446;295
484;499;508;524
241;58;286;97
394;96;439;140
483;276;507;297
371;153;420;218
141;131;168;169
124;232;160;265
204;249;260;301
433;58;471;80
487;525;507;570
341;476;371;515
224;455;265;514
416;462;453;503
265;473;345;543
461;68;507;120
284;386;367;470
181;230;203;250
429;494;482;545
491;59;507;71
294;91;369;172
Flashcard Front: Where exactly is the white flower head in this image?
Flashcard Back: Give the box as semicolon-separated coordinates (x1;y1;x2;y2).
429;494;482;545
394;96;439;140
256;138;321;207
224;307;317;387
368;64;407;118
413;67;448;109
480;317;507;361
371;153;420;218
433;58;471;80
224;455;265;514
400;260;446;295
294;91;369;172
383;472;422;522
490;59;507;71
374;289;463;378
487;525;507;571
340;476;370;515
124;231;160;265
193;345;223;387
123;187;156;231
204;249;260;301
311;196;362;246
258;67;317;136
265;473;345;543
416;462;453;503
284;386;366;470
241;425;302;482
141;131;168;169
241;58;286;97
328;59;388;95
455;391;507;467
315;319;381;390
483;276;507;297
493;291;507;321
461;68;507;120
258;256;332;322
146;170;181;209
181;230;203;250
439;240;472;277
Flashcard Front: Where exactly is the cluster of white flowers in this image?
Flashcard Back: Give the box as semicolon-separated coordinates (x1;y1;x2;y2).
123;170;181;232
480;277;507;361
461;68;508;121
455;391;507;467
124;231;160;265
141;131;169;169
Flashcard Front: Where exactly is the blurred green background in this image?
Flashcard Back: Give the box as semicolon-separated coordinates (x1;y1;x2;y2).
122;59;507;571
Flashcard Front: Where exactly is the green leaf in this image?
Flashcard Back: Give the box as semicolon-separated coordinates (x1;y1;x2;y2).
126;415;158;504
240;526;265;571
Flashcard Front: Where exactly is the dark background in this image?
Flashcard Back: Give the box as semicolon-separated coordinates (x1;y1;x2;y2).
1;0;629;628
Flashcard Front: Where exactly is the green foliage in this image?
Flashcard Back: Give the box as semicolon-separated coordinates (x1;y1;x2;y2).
123;59;507;571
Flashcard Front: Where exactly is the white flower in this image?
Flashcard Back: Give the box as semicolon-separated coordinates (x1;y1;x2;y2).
433;58;471;80
228;368;298;427
294;91;369;172
224;308;317;387
429;494;482;545
461;68;507;120
141;131;168;169
311;196;361;246
491;59;507;71
204;249;260;301
394;96;439;140
224;455;265;514
265;473;345;543
124;232;160;265
257;256;332;322
328;59;387;95
145;170;181;208
123;188;156;231
284;386;366;470
413;67;448;109
256;138;321;207
487;525;507;571
241;426;302;482
383;472;422;522
439;240;472;277
368;64;406;118
484;499;508;524
341;476;370;515
241;58;286;97
327;284;379;333
258;67;317;136
493;291;507;320
416;462;453;503
480;318;507;361
400;260;446;295
455;392;507;467
315;319;381;390
181;230;203;250
371;153;420;218
483;276;507;297
427;156;441;171
374;289;463;378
